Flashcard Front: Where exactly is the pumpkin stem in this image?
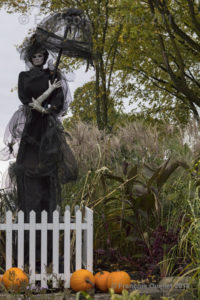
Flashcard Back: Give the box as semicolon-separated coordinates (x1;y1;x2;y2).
85;278;95;288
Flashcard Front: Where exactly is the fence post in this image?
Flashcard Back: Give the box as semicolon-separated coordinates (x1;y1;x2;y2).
53;209;59;288
75;206;82;271
6;210;12;269
41;210;48;288
29;210;36;285
17;210;24;269
85;207;93;272
64;205;70;288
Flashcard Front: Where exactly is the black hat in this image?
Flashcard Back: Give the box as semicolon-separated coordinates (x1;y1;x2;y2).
18;34;49;65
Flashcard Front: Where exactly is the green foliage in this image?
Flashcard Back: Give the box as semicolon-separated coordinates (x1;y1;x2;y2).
64;81;126;131
113;0;200;121
59;119;200;277
75;290;95;300
109;288;151;300
176;182;200;297
75;289;152;300
122;158;189;213
70;81;96;124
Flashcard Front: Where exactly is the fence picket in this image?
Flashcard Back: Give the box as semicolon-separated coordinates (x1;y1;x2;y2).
82;228;87;269
0;206;93;288
41;210;48;288
6;210;12;269
17;210;24;269
29;210;36;285
85;207;93;271
75;206;82;270
64;205;70;288
53;209;59;288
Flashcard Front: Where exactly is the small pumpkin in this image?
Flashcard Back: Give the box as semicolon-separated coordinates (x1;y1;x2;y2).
94;271;110;292
70;269;95;291
107;271;131;293
2;267;29;291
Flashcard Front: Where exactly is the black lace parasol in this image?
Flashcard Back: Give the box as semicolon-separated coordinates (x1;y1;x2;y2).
35;8;93;75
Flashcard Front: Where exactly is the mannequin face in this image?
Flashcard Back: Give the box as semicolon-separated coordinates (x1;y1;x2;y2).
31;52;44;66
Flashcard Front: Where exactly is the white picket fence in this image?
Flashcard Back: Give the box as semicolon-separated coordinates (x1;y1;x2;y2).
0;205;93;288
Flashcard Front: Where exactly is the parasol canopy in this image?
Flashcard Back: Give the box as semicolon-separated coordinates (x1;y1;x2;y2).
35;8;93;68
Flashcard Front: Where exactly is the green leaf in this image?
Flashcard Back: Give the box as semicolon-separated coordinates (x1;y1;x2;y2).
125;166;138;195
157;159;188;188
75;290;94;300
147;158;170;188
126;235;142;242
141;163;156;180
103;173;124;183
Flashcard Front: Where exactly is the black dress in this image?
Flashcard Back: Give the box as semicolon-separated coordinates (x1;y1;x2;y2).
13;67;77;222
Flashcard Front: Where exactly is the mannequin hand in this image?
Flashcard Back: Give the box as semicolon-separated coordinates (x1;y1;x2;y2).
29;97;49;114
48;78;61;93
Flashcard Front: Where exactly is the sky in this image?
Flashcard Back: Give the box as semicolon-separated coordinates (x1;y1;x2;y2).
0;6;135;181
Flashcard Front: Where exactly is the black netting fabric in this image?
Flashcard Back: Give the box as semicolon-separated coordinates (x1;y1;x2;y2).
0;105;27;161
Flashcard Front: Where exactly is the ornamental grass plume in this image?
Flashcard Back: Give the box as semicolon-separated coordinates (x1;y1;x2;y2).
66;118;199;177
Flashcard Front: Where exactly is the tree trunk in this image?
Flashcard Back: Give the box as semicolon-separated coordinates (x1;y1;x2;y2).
99;54;108;129
95;60;103;130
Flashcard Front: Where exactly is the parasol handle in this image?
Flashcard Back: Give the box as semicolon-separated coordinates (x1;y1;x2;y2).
52;49;63;81
52;25;70;81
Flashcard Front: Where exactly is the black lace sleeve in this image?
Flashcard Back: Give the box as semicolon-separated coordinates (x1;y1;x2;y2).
18;72;31;105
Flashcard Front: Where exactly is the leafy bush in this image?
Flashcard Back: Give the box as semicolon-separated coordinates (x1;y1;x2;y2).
60;119;200;277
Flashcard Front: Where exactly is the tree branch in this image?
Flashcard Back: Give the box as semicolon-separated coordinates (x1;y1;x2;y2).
187;0;200;36
107;20;124;93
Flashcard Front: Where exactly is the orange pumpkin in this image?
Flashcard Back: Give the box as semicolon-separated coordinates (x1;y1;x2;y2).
107;271;131;293
2;267;29;291
94;271;110;292
70;269;95;291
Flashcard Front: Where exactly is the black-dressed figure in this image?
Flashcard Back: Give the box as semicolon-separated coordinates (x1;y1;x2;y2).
0;40;78;269
13;42;78;223
1;8;93;218
0;8;93;268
